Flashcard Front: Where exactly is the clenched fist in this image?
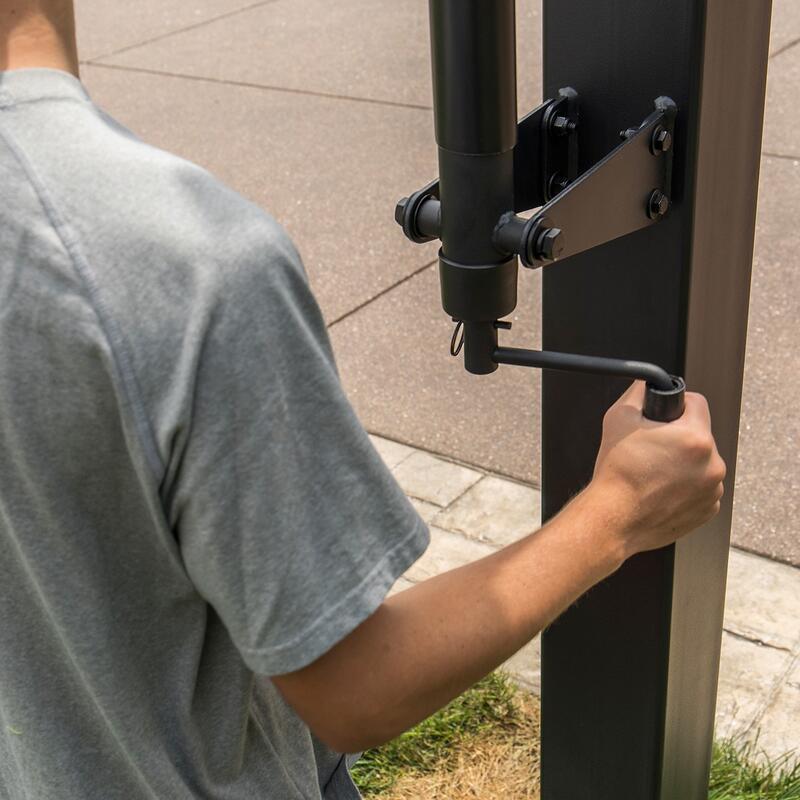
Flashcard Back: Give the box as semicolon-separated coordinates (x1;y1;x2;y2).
586;380;726;561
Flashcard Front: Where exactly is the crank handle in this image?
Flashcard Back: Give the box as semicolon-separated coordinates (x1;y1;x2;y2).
643;376;685;422
491;343;686;422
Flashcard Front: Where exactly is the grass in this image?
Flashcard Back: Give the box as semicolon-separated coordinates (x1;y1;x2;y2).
351;672;800;800
709;739;800;799
350;672;520;796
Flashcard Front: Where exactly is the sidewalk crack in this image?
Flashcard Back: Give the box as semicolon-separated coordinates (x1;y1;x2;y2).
85;0;282;63
722;628;792;653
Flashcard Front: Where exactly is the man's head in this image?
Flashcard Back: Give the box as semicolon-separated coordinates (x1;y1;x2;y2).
1;0;78;76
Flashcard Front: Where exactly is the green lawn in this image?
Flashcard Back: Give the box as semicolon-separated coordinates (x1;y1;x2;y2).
352;673;800;800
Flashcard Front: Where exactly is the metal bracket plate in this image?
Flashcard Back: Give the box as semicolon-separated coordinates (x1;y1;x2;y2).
527;96;677;264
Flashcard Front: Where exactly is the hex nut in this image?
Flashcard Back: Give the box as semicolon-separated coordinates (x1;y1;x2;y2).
648;190;670;219
552;116;577;136
395;197;409;226
537;227;565;261
651;127;673;154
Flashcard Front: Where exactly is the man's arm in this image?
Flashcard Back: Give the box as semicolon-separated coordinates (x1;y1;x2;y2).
272;382;726;754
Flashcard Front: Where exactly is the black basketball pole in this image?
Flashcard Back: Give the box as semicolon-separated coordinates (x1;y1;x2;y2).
395;0;771;796
540;1;771;798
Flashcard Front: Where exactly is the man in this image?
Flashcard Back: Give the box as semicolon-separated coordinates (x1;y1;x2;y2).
0;2;726;798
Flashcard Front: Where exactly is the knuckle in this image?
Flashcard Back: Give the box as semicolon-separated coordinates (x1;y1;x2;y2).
684;432;714;459
686;391;710;412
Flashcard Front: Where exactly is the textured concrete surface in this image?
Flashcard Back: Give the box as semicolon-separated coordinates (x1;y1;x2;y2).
93;0;543;117
328;264;543;479
75;0;275;61
75;1;799;563
393;450;482;507
771;0;800;56
733;157;800;563
374;434;800;761
435;475;542;547
763;44;800;158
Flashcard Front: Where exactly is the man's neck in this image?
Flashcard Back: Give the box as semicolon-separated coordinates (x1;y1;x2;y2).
1;2;79;77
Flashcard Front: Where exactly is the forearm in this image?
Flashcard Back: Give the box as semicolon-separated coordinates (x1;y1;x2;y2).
273;485;625;753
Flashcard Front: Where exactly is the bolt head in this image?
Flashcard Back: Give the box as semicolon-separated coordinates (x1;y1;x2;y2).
395;197;409;226
648;190;670;219
538;227;565;261
652;127;673;153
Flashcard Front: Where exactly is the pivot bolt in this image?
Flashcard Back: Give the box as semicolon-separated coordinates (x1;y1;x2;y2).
648;190;670;219
536;227;565;261
548;173;570;196
651;126;672;154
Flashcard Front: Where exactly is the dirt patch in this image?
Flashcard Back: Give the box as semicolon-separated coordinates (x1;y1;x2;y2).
376;696;541;800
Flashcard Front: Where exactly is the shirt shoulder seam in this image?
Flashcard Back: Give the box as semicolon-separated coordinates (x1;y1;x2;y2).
0;95;92;110
0;123;166;481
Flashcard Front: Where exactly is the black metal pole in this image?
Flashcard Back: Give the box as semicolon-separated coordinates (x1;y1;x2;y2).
539;1;772;798
429;0;518;375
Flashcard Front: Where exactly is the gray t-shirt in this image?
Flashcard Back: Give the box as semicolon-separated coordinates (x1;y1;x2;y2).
0;68;429;799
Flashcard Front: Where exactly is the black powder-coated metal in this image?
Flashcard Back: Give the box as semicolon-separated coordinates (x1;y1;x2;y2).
525;98;676;265
643;376;687;423
429;0;519;359
540;1;771;797
493;347;673;391
429;0;516;156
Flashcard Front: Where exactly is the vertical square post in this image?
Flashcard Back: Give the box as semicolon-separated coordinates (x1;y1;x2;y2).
540;2;772;798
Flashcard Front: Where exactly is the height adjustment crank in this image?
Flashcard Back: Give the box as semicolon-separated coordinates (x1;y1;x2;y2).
396;86;685;422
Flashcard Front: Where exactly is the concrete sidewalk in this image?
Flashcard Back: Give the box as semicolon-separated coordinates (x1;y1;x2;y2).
75;0;800;566
373;434;800;765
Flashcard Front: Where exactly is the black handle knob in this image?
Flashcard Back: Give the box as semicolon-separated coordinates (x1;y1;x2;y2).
644;376;686;422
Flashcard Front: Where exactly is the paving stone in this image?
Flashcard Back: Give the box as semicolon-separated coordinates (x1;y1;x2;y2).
762;45;800;157
408;498;441;525
392;452;482;508
79;64;438;324
76;0;269;61
714;632;793;740
403;527;496;584
97;0;543;115
724;549;800;651
750;657;800;765
369;435;415;470
502;636;542;693
770;0;800;56
433;476;542;547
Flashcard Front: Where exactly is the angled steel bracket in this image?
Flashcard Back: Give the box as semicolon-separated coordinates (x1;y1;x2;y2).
497;96;676;266
396;93;676;267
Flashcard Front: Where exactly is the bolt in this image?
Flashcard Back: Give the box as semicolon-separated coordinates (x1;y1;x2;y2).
651;126;672;154
395;197;409;226
548;173;570;197
536;227;565;261
619;127;638;140
648;190;670;219
551;116;577;136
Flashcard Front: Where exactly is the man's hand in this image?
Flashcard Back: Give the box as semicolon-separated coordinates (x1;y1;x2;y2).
587;380;726;560
272;382;726;754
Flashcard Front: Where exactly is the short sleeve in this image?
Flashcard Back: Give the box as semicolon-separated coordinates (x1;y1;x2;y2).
164;223;429;676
